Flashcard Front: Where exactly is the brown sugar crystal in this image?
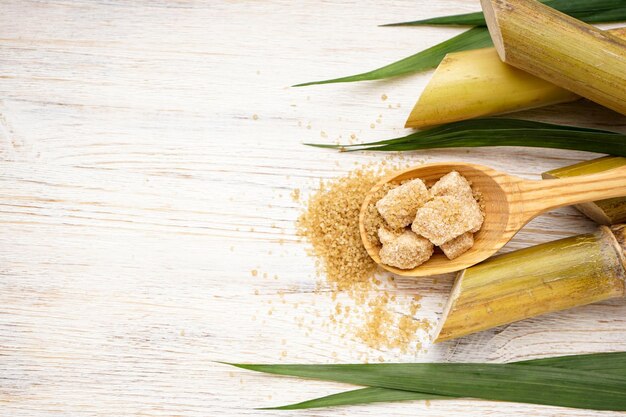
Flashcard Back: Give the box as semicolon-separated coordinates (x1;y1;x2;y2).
430;171;483;234
377;226;403;245
378;229;434;269
440;232;474;260
376;178;429;229
430;171;474;200
412;195;483;246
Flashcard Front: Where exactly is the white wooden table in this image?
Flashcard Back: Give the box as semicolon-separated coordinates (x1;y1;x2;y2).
1;1;625;416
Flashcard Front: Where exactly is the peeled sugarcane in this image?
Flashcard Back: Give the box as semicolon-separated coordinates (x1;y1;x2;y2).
405;28;626;128
481;0;626;115
543;157;626;225
436;224;626;342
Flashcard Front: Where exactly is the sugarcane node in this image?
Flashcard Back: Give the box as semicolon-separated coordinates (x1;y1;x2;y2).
359;162;626;277
609;224;626;269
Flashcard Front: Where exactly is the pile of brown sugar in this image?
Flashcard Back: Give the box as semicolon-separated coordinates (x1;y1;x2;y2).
297;167;380;294
297;163;432;352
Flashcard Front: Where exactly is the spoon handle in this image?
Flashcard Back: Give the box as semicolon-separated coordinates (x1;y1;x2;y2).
517;165;626;217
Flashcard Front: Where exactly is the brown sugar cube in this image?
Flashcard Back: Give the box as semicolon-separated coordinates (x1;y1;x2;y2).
379;230;434;269
440;232;474;260
430;171;483;233
411;195;483;246
378;226;403;245
430;171;474;200
376;178;430;229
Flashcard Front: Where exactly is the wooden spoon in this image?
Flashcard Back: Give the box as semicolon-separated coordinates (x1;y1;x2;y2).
359;162;626;277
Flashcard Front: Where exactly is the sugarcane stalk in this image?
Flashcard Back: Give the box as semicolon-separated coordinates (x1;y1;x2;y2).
436;224;626;342
481;0;626;115
543;157;626;225
405;28;626;129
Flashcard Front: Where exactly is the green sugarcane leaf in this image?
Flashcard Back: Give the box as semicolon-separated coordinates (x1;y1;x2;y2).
580;7;626;23
305;118;626;156
525;351;626;371
293;27;493;87
265;387;445;410
230;359;626;411
269;351;626;409
310;118;613;147
382;0;626;26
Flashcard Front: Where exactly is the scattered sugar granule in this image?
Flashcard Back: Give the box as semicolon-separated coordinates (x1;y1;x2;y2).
291;188;300;202
251;269;258;277
252;114;259;120
378;230;434;269
440;232;474;259
412;195;483;246
370;123;376;129
430;171;473;200
381;94;388;101
376;178;430;229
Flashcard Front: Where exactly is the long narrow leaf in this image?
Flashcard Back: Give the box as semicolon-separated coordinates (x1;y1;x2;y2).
266;387;445;410
293;27;492;87
270;351;626;409
581;7;626;23
306;118;626;156
383;0;626;26
231;360;626;411
526;351;626;371
310;118;614;148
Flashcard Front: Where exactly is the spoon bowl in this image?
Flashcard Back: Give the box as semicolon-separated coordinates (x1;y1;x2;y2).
360;162;626;276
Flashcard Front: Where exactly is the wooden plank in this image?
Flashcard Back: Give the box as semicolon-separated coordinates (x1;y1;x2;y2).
0;1;625;416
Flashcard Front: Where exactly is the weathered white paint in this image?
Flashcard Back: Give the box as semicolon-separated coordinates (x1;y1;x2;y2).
1;1;625;416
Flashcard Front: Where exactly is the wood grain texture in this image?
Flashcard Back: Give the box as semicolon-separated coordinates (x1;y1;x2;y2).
1;1;625;416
